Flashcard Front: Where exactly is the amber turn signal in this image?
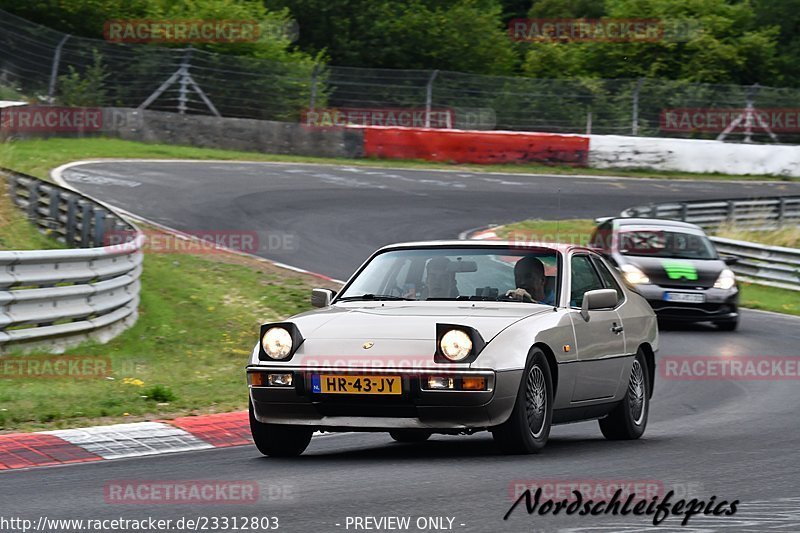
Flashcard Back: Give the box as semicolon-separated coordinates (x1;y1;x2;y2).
461;377;487;390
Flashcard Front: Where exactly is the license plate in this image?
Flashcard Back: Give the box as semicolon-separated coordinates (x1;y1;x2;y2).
664;292;705;303
312;374;402;395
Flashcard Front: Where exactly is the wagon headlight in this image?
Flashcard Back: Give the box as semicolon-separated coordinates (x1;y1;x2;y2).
621;264;650;285
440;329;473;362
714;268;736;290
262;327;293;359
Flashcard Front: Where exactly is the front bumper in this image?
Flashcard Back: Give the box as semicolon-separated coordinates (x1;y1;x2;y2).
634;285;739;322
247;367;520;431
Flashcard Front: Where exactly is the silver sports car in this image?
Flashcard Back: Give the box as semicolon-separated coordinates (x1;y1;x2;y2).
246;241;658;456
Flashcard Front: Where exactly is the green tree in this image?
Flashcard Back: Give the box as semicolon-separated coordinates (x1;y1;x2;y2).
57;50;109;106
752;0;800;86
520;0;782;85
266;0;516;74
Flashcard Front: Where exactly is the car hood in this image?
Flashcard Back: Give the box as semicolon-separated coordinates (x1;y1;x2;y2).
620;255;725;288
290;302;551;342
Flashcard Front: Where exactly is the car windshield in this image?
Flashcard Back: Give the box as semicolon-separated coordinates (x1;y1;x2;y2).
618;228;717;260
337;247;560;305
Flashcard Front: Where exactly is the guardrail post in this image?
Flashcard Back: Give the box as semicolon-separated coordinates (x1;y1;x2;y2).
8;173;18;206
727;200;736;225
48;187;60;230
93;210;107;247
680;203;688;221
80;201;93;248
26;179;40;220
65;195;77;246
777;197;786;228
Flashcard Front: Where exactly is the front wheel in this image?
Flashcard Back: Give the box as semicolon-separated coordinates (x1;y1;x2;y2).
491;348;553;454
249;401;313;457
599;349;649;440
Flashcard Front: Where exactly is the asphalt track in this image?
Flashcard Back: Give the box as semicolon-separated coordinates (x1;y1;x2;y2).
3;161;800;532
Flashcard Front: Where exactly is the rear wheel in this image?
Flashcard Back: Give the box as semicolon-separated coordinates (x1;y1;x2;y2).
249;401;313;457
389;430;432;443
599;349;649;440
491;348;553;454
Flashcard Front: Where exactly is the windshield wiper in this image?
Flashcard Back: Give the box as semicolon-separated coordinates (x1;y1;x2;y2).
338;294;413;301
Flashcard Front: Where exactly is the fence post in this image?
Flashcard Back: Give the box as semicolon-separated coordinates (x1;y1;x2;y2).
743;84;757;144
425;70;439;128
47;34;71;101
309;64;319;112
586;110;592;135
177;47;194;115
631;78;643;136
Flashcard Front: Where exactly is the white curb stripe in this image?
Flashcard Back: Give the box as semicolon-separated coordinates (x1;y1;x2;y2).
45;422;212;460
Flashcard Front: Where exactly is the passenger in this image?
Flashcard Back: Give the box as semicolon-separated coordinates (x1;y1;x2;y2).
425;257;458;299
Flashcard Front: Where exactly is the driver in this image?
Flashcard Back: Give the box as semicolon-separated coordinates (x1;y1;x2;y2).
505;256;553;304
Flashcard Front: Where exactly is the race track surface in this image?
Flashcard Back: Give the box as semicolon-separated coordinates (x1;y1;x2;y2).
3;161;799;532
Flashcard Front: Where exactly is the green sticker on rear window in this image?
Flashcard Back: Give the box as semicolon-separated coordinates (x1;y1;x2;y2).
662;260;698;281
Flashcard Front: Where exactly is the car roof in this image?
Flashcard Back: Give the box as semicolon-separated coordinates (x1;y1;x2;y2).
375;240;591;254
608;217;705;231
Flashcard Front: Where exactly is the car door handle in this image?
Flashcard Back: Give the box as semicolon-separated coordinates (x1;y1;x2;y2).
611;323;624;334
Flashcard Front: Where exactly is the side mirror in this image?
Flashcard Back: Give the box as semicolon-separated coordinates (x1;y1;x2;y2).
580;289;618;321
722;255;739;266
311;288;336;308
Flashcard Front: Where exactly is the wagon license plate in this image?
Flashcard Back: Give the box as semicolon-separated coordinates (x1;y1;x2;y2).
312;374;402;395
664;292;705;303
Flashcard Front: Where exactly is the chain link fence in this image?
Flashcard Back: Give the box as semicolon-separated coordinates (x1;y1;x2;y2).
2;8;799;142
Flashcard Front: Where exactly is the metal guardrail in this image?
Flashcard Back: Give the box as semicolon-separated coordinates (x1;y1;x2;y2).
621;196;800;231
620;196;800;291
1;168;143;353
710;236;800;291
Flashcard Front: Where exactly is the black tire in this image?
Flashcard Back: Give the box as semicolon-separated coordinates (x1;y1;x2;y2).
389;430;432;443
491;348;553;454
599;349;649;440
249;401;313;457
717;316;739;331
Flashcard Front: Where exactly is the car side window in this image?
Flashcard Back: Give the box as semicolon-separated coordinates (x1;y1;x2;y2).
570;255;604;308
592;256;624;305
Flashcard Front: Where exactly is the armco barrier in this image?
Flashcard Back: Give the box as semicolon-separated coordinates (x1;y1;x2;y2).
1;169;143;353
622;196;800;230
363;127;590;166
710;237;800;291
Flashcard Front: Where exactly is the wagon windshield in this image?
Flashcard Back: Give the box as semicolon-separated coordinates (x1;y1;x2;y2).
337;247;560;305
618;228;717;260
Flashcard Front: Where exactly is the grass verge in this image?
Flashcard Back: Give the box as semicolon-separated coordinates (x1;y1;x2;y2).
496;219;800;317
716;226;799;249
0;136;796;182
